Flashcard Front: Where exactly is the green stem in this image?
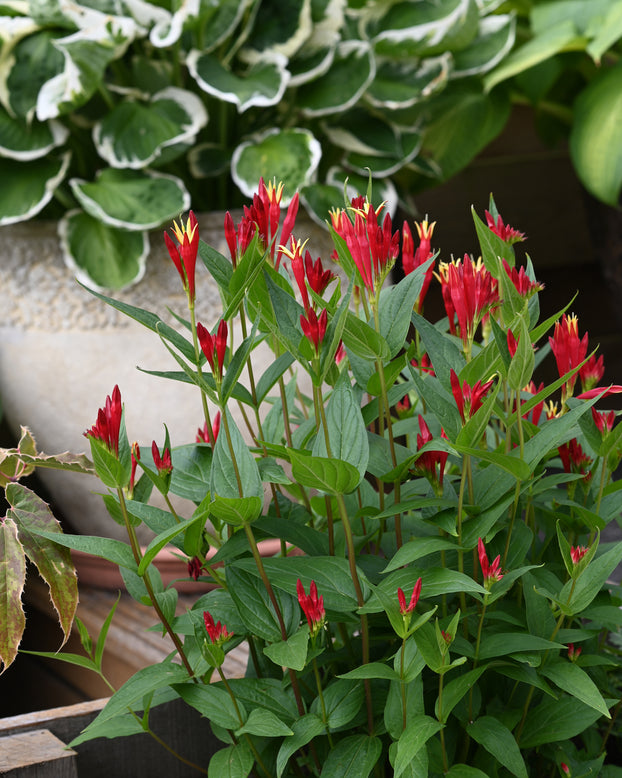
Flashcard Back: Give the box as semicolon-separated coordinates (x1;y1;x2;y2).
117;488;194;677
438;672;449;773
312;656;334;747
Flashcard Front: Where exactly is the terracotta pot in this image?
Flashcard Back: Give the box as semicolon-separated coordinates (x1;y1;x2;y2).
0;211;336;542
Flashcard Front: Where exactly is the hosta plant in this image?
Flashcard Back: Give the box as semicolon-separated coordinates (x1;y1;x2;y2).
2;179;622;777
0;0;517;290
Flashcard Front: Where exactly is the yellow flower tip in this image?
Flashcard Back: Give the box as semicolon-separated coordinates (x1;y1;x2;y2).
267;180;284;203
171;214;198;244
279;237;308;261
415;218;437;239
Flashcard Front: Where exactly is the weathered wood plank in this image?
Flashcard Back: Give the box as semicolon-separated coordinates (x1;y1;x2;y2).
0;729;77;778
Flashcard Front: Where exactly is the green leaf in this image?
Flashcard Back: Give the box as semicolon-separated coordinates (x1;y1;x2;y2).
263;628;309;671
208;743;254;778
175;681;245;730
342;312;391;360
445;767;490;778
26;529;137;573
0;108;67;160
0;517;26;670
467;716;527;778
483;21;579;92
383;537;460;573
394;715;443;778
518;695;603;749
411;310;466;385
312;370;369;480
93;88;207;169
312;679;364;729
339;662;400;681
227;563;299;642
477;632;564;660
297;41;374;117
59;209;147;291
5;483;77;648
540;660;610;718
211;409;262;499
137;515;204;577
379;259;434;358
276;714;325;778
0;153;70;225
436;666;487;723
70;168;190;231
188;52;289;112
236;708;293;738
232;128;321;198
570;60;622;206
319;734;382;778
289;451;361;495
560;540;622;615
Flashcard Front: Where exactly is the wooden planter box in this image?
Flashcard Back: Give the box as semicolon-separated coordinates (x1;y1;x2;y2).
0;697;219;778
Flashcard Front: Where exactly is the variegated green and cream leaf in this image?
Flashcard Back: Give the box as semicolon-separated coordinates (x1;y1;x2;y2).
69;168;190;231
0;108;68;160
366;55;451;110
93;87;208;169
232;127;322;203
187;49;290;112
0;151;70;225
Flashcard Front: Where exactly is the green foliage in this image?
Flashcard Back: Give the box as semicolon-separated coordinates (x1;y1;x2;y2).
2;183;622;776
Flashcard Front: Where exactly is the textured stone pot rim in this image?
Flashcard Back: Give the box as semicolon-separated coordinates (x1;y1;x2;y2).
70;538;284;593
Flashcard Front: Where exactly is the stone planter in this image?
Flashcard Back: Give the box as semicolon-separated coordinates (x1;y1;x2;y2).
0;211;335;542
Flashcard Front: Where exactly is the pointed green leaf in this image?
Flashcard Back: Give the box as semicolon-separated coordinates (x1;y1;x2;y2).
208;743;254;778
467;716;527;778
0;517;26;670
541;660;610;718
276;713;325;778
289;450;361;495
394;715;443;778
236;708;293;738
263;628;309;671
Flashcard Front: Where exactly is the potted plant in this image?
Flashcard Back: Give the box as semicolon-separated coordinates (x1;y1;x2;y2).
2;179;622;776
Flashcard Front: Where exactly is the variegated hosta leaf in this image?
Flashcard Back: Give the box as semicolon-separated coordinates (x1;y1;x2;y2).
241;0;312;62
187;50;290;113
59;209;149;291
366;55;451;110
297;40;375;117
6;483;78;654
0;516;26;672
148;0;199;49
0;108;68;160
288;46;335;87
191;0;255;54
0;151;70;225
344;127;422;178
36;14;141;120
232;128;321;204
368;0;480;59
93;87;208;169
2;27;64;120
69;168;191;230
188;142;233;178
452;14;516;78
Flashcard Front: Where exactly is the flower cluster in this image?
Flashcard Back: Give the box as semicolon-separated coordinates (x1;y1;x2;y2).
7;184;622;778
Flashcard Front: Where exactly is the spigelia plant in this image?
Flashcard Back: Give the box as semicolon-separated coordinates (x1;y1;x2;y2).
2;179;622;777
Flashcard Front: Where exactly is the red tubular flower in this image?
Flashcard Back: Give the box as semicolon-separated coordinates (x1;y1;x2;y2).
414;416;448;492
558;439;592;482
203;610;233;643
438;256;499;349
164;211;199;303
485;210;525;244
244;179;298;267
567;643;582;662
507;329;518;358
570;544;589;565
450;369;495;423
301;308;328;352
197;319;228;378
188;556;203;581
411;353;435;376
197;411;221;445
522;381;545;426
85;385;123;456
560;763;571;776
398;578;422;616
502;259;543;297
592;407;615;436
297;579;325;634
478;537;503;588
285;239;335;315
579;354;605;393
151;440;173;475
549;314;588;399
402;219;436;310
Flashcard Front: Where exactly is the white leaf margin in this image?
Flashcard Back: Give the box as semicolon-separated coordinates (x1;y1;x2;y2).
186;49;291;112
0;118;69;161
92;86;208;169
58;208;149;293
231;126;322;205
69;169;191;230
0;150;71;226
